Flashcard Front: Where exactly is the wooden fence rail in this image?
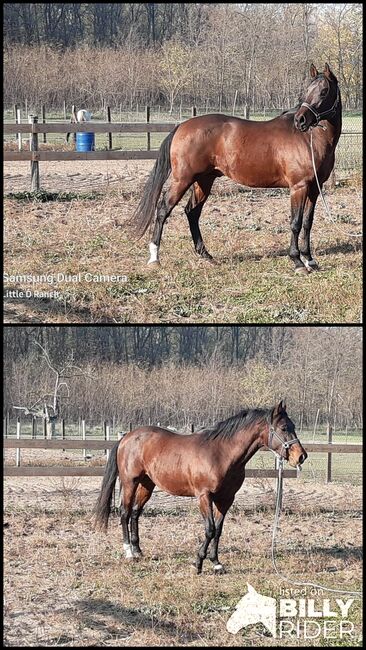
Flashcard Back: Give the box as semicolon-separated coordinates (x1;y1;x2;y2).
4;438;362;479
3;439;363;454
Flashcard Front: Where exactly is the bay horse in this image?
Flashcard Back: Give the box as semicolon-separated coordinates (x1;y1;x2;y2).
132;64;341;274
94;400;307;574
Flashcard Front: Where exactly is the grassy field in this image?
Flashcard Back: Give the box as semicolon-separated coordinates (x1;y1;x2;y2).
3;168;362;323
4;475;362;646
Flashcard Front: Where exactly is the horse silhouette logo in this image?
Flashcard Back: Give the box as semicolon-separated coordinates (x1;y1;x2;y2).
227;583;277;637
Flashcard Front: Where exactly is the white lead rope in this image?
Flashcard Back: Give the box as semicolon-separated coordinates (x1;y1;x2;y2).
309;129;362;239
271;457;362;597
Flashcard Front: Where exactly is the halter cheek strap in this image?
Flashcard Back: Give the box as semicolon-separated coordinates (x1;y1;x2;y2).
268;424;299;458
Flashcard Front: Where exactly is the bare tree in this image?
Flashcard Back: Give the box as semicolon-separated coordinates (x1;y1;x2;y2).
12;340;92;438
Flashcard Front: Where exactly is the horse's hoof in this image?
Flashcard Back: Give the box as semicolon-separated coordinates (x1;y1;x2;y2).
294;266;309;275
147;261;161;270
304;260;319;272
213;563;226;575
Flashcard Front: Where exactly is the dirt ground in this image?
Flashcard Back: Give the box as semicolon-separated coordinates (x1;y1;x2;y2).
3;160;362;324
4;465;362;647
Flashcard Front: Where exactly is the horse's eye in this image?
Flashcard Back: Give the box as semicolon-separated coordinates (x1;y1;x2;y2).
321;89;327;96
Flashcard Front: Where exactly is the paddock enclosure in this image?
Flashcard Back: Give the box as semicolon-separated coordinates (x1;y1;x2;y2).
4;441;362;647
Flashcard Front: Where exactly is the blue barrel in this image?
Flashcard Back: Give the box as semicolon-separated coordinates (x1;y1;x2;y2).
76;132;95;152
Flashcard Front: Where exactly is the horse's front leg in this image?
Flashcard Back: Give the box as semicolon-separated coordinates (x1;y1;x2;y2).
195;492;215;574
208;497;234;574
299;186;320;271
289;185;309;274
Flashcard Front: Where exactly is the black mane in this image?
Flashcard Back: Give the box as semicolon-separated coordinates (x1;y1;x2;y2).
199;407;271;442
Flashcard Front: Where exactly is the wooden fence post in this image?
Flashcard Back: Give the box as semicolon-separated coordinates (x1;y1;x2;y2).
42;105;46;143
107;106;112;150
61;419;65;451
43;417;47;439
106;424;110;460
192;106;197;117
16;108;22;150
103;421;107;454
146;106;151;151
4;414;8;438
28;115;40;191
326;423;333;483
16;417;21;467
191;423;195;433
32;416;36;439
82;419;86;461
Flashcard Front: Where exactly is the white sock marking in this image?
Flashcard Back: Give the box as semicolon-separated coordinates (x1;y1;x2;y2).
304;259;317;270
214;563;224;571
147;242;159;264
123;543;134;559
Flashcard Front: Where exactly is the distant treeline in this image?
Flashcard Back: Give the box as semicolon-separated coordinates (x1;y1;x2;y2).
3;326;362;430
3;4;362;112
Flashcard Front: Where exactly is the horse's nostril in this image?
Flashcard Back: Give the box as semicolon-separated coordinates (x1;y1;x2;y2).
299;453;306;464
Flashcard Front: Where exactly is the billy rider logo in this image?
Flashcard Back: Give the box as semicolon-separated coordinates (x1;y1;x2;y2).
226;583;356;640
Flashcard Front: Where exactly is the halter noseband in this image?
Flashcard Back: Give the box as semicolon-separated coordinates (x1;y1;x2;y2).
267;423;299;458
300;81;340;128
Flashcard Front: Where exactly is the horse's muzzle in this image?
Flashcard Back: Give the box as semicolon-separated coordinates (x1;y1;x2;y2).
294;114;308;132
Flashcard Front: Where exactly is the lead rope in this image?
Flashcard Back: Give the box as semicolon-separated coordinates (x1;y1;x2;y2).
309;128;362;239
271;457;362;597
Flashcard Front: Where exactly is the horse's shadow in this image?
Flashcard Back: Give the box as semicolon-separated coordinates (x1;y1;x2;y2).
74;597;200;643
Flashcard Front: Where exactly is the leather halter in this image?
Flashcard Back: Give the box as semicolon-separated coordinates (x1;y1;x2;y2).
268;424;299;457
300;79;340;128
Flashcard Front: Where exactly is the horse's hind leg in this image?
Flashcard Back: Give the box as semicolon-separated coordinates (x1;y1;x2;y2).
120;479;138;560
130;476;155;558
184;175;216;261
147;178;192;267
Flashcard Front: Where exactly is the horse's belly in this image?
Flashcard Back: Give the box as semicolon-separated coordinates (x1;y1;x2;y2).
217;152;288;189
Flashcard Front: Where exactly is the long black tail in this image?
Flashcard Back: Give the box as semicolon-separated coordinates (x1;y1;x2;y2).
93;440;120;532
132;125;179;238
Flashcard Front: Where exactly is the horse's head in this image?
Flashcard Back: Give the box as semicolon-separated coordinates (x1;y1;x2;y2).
294;63;339;132
266;400;307;468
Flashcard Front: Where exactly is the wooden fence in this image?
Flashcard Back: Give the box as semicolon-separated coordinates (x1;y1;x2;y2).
4;120;175;191
4;437;362;480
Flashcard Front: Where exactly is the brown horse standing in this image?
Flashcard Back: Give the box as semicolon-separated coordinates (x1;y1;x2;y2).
94;400;307;574
132;64;341;274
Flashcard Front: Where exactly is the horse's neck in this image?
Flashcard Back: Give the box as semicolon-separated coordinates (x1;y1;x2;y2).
327;103;342;146
225;426;263;468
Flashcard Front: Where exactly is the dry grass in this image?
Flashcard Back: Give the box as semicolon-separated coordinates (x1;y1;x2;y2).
4;161;362;323
4;477;362;646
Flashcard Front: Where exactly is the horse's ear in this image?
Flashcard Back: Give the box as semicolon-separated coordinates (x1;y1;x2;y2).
310;63;318;78
324;63;338;83
273;400;285;418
